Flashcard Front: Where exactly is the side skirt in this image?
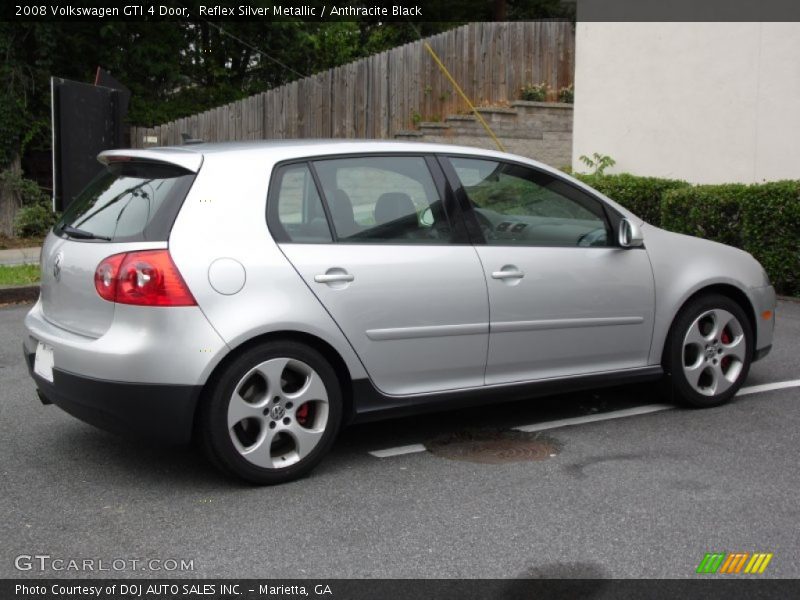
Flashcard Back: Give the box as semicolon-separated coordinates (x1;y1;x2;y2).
349;366;664;424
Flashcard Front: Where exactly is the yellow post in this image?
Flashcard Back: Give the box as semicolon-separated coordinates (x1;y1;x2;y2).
423;42;507;152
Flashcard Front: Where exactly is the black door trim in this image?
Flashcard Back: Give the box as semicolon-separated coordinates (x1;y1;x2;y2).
349;366;664;423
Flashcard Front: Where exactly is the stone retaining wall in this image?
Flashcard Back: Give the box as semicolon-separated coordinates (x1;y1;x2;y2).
395;101;573;168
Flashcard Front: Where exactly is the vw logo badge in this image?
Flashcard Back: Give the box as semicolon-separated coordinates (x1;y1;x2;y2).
53;252;64;282
270;405;285;420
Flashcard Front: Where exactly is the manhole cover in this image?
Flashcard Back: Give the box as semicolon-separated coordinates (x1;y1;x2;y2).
427;429;561;464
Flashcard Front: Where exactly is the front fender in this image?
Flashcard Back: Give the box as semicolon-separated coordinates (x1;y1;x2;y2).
643;225;775;364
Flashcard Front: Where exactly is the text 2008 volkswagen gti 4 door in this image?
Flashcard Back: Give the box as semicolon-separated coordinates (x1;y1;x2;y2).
24;141;776;484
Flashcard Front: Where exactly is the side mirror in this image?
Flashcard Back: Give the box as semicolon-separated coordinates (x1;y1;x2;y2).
618;218;644;248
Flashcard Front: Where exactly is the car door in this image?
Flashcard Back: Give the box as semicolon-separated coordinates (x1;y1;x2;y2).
440;156;655;385
271;155;489;396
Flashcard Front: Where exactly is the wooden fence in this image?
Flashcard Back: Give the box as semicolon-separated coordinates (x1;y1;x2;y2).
130;21;574;148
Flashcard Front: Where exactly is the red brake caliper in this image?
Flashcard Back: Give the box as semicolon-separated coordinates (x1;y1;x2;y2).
296;403;310;427
720;328;731;371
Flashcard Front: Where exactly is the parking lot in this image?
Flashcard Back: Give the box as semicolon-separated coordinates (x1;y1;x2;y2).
1;299;798;579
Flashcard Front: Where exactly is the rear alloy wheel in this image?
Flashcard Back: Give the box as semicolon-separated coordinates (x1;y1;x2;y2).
201;341;342;484
665;294;752;408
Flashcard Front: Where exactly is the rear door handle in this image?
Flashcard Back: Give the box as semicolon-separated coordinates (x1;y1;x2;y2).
314;272;354;284
491;267;525;280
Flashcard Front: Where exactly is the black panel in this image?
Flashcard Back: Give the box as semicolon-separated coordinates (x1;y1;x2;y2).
51;77;128;211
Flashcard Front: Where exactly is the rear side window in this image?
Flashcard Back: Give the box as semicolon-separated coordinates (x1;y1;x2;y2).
268;164;332;243
312;156;451;244
55;161;195;242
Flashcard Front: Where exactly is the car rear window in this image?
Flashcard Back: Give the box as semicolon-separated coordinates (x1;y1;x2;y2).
54;161;196;242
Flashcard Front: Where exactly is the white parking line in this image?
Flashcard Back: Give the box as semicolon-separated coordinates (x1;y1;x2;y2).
367;379;800;458
368;444;427;458
737;379;800;396
513;403;673;433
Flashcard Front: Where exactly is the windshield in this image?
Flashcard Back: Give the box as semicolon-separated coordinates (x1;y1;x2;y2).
55;161;195;242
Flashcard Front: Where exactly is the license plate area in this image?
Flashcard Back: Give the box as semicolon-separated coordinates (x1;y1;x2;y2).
34;342;55;383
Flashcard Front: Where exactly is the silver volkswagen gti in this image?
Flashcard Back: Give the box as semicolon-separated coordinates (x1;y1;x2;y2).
24;141;776;484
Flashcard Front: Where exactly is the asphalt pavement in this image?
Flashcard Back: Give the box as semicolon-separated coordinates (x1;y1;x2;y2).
1;300;798;579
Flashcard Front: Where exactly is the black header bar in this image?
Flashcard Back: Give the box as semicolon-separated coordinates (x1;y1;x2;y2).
4;578;800;600
4;0;800;23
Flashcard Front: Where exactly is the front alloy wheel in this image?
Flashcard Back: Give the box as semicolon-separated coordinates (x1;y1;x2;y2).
681;308;746;397
666;294;753;408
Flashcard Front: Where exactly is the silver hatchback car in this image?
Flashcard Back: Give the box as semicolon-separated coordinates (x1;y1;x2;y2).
24;141;776;484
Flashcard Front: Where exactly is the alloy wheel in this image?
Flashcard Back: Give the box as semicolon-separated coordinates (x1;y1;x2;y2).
681;308;746;397
227;358;329;468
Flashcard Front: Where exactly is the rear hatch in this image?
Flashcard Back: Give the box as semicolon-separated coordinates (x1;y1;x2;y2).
40;156;198;337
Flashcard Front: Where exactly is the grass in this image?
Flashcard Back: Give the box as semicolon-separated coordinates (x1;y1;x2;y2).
0;264;40;286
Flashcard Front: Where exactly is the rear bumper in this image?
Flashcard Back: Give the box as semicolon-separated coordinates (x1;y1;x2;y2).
23;299;228;386
25;351;201;444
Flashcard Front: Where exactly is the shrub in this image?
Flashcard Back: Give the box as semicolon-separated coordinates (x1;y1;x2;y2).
662;181;800;296
740;181;800;296
520;82;548;102
1;170;51;239
661;184;747;247
0;170;48;206
14;203;58;238
577;173;689;226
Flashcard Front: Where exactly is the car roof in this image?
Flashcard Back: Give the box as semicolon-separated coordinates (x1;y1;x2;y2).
158;138;516;155
101;139;535;171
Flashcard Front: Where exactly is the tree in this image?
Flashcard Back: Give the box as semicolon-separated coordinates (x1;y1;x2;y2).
0;23;58;234
0;4;575;236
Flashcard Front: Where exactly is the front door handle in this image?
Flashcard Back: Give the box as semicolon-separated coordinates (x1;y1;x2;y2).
491;266;525;280
314;271;354;284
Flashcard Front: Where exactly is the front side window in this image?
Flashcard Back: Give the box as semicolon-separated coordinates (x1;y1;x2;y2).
447;157;611;247
269;163;332;243
312;156;451;244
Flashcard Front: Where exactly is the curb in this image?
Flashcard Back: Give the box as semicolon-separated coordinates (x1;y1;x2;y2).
0;284;39;304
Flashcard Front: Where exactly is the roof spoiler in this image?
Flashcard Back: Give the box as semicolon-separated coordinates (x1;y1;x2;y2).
98;148;203;173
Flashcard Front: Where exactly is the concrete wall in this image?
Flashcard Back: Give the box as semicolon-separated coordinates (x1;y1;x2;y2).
395;102;573;168
572;22;800;184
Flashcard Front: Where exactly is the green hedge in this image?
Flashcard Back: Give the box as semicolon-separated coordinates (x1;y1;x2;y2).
576;173;690;226
661;184;749;247
661;181;800;296
740;182;800;296
574;173;799;296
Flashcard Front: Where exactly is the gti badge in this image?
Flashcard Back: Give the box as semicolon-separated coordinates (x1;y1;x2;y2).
53;252;64;282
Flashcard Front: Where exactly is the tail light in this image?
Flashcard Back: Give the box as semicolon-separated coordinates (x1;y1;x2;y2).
94;250;196;306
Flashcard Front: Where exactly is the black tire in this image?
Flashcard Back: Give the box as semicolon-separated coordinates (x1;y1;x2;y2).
662;293;753;408
199;340;343;485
